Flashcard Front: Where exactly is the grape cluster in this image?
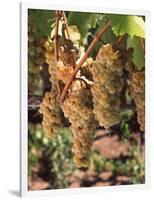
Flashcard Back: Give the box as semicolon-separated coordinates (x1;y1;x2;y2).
130;71;145;131
43;40;58;89
91;44;124;128
61;80;96;167
44;39;78;86
39;40;66;138
55;61;74;84
28;16;46;93
40;38;79;140
39;90;64;138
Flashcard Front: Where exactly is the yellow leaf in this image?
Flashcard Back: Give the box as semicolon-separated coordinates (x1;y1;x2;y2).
65;25;81;42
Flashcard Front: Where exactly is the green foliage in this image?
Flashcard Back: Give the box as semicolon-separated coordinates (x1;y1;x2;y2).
97;18;117;44
90;151;106;173
28;73;44;96
108;14;145;38
120;110;134;138
29;9;54;37
91;14;98;28
127;36;145;69
91;146;144;184
28;124;75;189
121;121;131;138
92;20;117;57
68;12;98;39
112;146;145;184
46;128;75;188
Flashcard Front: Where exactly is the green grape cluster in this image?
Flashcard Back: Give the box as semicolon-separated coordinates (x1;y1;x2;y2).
39;90;64;138
61;80;96;168
91;44;124;128
130;71;145;131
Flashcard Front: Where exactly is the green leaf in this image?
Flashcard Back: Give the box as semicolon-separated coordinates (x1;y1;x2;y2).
98;20;117;44
127;36;145;69
108;14;145;38
68;12;95;39
92;19;117;57
91;14;100;28
59;127;72;136
121;121;131;138
30;9;54;37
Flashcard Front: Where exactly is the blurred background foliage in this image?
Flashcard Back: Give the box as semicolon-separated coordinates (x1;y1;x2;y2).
28;9;145;190
28;123;144;189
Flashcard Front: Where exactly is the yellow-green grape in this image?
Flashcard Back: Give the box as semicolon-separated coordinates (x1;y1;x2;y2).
55;61;74;84
131;71;145;131
39;90;64;138
61;80;96;168
91;44;124;128
80;57;93;80
44;42;57;89
44;38;80;88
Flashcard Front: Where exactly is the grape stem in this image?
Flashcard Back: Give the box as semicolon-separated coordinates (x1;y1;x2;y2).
116;33;127;46
75;77;93;88
60;21;111;103
62;11;70;39
54;11;61;61
54;11;62;97
112;33;127;51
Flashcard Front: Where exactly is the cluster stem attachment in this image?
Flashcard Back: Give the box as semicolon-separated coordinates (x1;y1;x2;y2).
60;21;111;103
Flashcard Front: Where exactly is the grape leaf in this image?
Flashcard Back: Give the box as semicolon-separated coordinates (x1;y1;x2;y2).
91;14;100;28
127;36;145;69
98;20;117;44
108;14;145;38
92;20;117;57
30;9;54;37
68;12;96;39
